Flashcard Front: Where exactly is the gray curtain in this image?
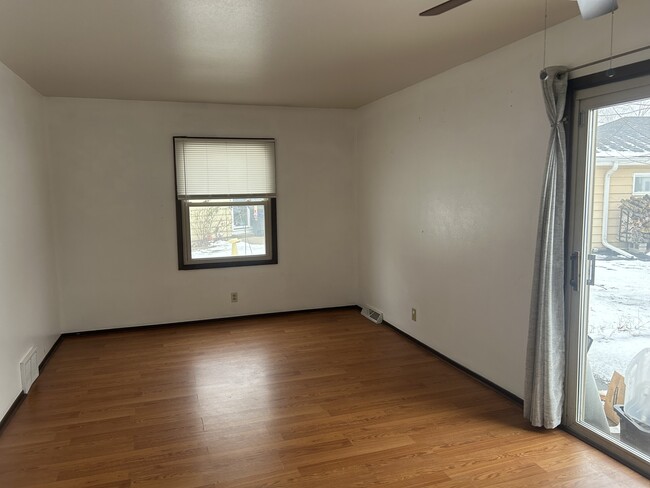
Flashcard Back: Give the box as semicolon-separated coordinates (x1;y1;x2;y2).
524;66;569;429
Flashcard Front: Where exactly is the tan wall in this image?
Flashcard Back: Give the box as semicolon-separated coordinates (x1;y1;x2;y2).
591;165;645;250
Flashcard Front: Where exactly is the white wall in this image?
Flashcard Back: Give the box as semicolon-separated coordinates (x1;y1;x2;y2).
46;99;358;332
0;61;60;417
356;1;650;397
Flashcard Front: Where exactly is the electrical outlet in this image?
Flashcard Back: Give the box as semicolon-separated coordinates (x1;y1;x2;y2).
411;308;417;321
231;292;238;303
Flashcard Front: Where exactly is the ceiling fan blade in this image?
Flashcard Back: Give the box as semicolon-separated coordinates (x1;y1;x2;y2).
419;0;473;16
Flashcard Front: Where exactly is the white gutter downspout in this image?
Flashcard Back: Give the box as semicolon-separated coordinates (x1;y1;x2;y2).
602;161;635;259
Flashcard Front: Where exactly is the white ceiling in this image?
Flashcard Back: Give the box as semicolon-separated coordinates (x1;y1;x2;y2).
0;0;579;108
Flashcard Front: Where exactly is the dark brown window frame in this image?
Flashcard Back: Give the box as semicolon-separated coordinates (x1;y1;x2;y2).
173;136;278;270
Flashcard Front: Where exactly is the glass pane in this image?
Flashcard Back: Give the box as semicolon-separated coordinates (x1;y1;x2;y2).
581;97;650;459
188;203;267;260
633;175;650;193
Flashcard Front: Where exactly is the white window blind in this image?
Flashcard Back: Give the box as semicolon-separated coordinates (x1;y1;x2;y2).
175;138;276;199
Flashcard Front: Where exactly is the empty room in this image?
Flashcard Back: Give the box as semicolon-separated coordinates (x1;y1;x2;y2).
1;0;649;486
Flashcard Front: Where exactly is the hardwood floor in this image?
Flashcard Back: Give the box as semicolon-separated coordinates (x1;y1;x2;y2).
0;309;646;487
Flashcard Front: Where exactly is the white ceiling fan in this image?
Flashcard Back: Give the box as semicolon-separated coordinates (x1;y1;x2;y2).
419;0;618;19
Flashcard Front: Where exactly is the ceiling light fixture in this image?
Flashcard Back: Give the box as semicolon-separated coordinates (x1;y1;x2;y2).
576;0;618;20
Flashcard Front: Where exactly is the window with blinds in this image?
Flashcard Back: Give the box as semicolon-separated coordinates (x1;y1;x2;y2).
173;137;278;269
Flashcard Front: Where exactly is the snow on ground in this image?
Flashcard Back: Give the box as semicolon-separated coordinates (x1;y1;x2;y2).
588;257;650;390
192;239;266;259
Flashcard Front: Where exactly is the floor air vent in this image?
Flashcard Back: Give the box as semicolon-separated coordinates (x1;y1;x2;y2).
361;307;383;324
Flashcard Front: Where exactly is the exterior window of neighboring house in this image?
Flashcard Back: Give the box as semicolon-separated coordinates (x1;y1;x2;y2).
232;206;252;232
173;137;278;269
633;173;650;194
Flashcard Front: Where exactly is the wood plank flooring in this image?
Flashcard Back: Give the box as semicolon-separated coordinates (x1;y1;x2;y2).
0;309;646;487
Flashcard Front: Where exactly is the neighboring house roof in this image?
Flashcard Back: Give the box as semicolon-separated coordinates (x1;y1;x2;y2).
597;117;650;163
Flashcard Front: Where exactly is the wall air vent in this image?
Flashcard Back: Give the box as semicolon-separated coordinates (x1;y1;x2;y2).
20;347;39;393
361;307;383;325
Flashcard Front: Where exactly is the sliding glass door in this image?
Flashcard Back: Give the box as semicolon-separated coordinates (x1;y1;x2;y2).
566;73;650;477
